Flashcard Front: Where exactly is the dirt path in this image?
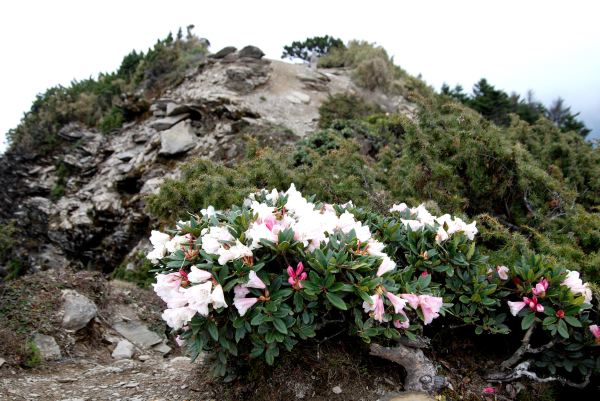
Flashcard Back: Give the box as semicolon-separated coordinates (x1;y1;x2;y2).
0;355;210;401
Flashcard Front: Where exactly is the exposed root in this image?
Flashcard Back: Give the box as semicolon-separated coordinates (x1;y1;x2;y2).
370;342;444;392
487;361;591;389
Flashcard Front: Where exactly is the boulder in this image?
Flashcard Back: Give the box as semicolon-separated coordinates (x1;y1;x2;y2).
149;114;190;131
32;333;61;360
140;177;165;195
112;339;135;359
112;321;162;349
238;45;265;59
61;289;97;331
158;121;197;156
210;46;237;59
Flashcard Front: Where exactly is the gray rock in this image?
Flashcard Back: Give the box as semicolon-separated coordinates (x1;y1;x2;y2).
61;289;97;331
238;45;265;59
115;151;136;162
0;357;5;367
140;177;164;195
33;333;61;360
158;121;197;156
138;354;151;361
286;91;311;105
152;341;172;355
211;46;237;59
332;386;342;394
165;103;192;117
149;113;190;131
112;340;135;360
112;321;162;349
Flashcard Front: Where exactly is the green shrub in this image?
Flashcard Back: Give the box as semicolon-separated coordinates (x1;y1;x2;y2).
318;93;381;128
353;57;393;91
22;340;41;368
111;253;155;288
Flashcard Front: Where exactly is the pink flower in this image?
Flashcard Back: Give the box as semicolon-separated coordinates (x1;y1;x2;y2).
555;310;565;319
233;284;258;316
233;296;258;316
590;324;600;339
507;300;526;316
376;256;396;277
532;278;549;297
363;294;386;322
245;270;266;289
524;295;544;313
393;318;410;329
385;292;407;315
420;271;429;277
401;294;420;309
419;295;443;325
496;265;509;280
483;387;496;394
287;262;307;289
153;272;184;300
175;335;186;347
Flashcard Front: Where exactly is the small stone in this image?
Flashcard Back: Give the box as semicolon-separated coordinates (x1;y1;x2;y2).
137;354;151;362
332;386;342;394
33;333;62;360
0;357;5;367
286;91;311;105
152;341;172;355
123;381;139;388
61;289;98;331
57;377;78;383
112;340;135;360
112;321;162;349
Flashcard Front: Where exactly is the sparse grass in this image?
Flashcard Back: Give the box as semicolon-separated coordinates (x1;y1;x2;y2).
22;340;42;368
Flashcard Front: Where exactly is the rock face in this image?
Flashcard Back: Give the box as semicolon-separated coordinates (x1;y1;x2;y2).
61;289;98;331
33;333;61;360
0;47;418;279
158;120;197;156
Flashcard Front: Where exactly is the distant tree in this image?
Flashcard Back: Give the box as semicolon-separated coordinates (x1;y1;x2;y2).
441;83;469;103
468;79;513;126
511;90;546;125
281;35;345;62
546;97;590;137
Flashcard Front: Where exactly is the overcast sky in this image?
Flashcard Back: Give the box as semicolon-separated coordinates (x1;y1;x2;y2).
1;0;599;152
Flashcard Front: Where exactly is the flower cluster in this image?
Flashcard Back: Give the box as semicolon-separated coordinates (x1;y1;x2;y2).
146;185;597;380
390;203;478;242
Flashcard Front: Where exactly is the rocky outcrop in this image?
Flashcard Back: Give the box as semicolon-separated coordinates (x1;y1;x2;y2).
0;46;418;278
32;333;62;360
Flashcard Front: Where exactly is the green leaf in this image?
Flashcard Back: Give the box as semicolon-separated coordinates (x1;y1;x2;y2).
459;295;471;304
265;344;279;365
235;326;246;343
250;313;266;326
325;292;347;310
557;319;569;339
207;320;219;341
272;318;288;335
521;313;535;330
563;316;582;328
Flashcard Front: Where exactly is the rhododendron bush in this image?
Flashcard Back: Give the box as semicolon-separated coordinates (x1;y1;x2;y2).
147;185;599;383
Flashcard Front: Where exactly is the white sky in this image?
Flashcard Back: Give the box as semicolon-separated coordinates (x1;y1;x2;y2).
1;0;599;152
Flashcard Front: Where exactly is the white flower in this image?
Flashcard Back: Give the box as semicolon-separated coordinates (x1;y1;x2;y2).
153;272;183;301
435;226;449;243
185;281;213;316
389;203;408;213
210;284;228;309
201;226;234;255
217;240;252;265
376;256;396;276
436;214;453;227
401;219;425;231
367;240;386;257
147;230;170;263
410;204;436;226
251;201;275;220
337;211;371;242
201;205;217;218
166;234;192;253
562;270;593;304
162;307;196;330
496;265;510;280
188;266;213;283
245;222;278;250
